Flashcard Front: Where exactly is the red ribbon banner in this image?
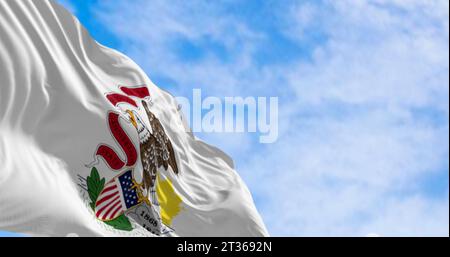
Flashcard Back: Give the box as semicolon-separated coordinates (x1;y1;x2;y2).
94;112;137;170
91;85;151;170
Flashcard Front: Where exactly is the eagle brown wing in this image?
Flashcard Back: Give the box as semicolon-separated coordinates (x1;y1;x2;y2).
140;133;157;189
142;100;179;177
166;139;178;175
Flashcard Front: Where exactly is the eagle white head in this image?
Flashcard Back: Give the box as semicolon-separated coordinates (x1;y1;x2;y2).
125;109;151;143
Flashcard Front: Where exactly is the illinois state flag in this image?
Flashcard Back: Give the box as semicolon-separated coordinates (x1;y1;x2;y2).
0;0;268;236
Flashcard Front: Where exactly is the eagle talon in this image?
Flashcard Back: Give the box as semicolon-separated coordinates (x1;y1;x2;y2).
131;179;143;190
137;194;151;206
131;179;151;206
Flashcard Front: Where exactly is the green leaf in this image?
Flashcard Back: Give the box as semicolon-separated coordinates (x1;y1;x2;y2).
86;167;105;210
104;214;133;231
85;168;133;231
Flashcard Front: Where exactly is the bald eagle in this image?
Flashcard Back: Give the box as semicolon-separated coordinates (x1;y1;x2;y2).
126;100;179;205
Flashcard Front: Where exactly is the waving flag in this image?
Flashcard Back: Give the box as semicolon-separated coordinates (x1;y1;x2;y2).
0;0;268;236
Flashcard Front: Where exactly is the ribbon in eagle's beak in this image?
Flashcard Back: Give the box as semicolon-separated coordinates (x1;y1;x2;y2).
126;110;138;128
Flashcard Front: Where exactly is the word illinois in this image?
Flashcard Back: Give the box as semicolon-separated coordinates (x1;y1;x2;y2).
175;89;278;144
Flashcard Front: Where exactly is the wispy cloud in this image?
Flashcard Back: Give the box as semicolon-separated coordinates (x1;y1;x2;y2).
69;0;448;236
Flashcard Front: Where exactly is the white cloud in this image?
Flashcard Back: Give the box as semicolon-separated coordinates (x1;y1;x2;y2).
93;0;265;97
360;194;449;236
285;0;449;112
91;0;449;236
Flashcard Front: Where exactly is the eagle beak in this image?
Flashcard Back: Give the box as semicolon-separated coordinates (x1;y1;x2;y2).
126;110;137;128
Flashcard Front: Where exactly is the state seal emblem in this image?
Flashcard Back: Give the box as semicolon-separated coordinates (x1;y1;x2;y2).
78;85;183;235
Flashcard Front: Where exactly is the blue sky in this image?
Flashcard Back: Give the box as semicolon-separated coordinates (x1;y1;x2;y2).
2;0;449;236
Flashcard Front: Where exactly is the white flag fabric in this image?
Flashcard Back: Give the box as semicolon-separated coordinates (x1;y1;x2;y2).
0;0;268;237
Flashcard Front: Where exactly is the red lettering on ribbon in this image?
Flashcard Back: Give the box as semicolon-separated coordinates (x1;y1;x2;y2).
94;112;137;170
